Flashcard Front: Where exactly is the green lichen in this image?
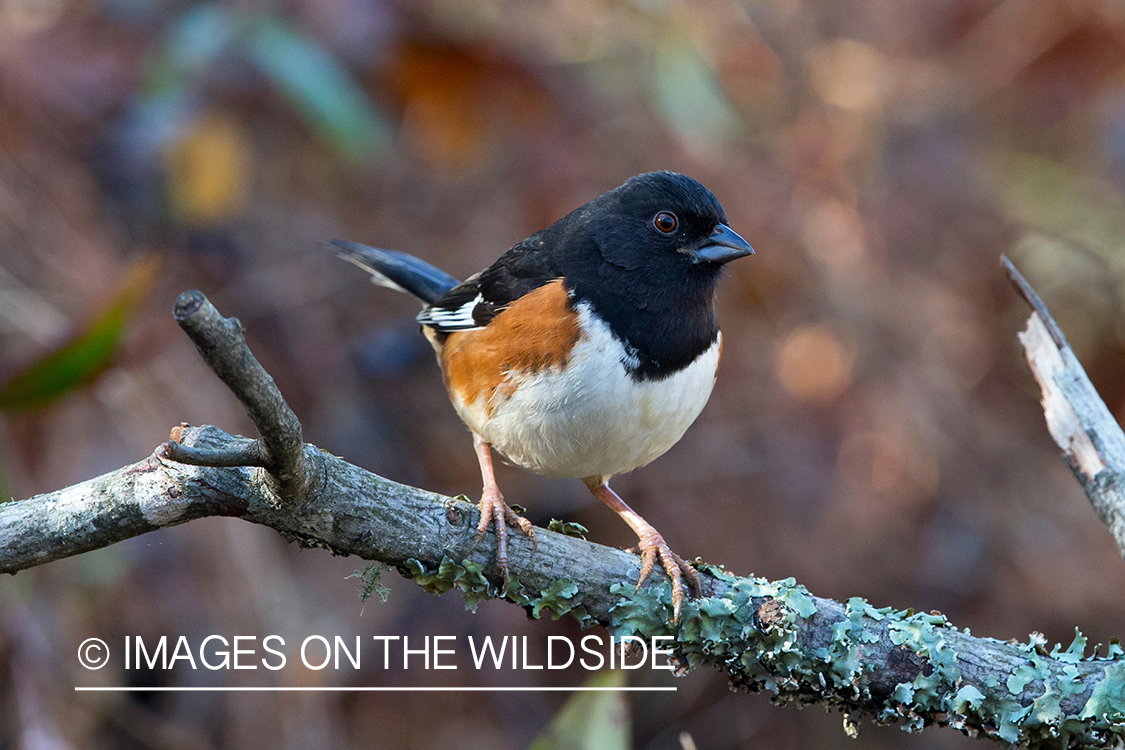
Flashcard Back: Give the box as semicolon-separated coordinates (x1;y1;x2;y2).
546;519;588;539
398;556;592;626
892;682;915;704
506;574;592;628
603;570;1125;749
835;598;883;646
346;563;390;614
1009;663;1040;694
608;580;676;638
775;578;818;618
607;569;826;689
1053;629;1089;663
401;556;491;612
395;550;1125;748
529;579;581;619
886;609;960;713
952;685;986;713
1080;661;1125;722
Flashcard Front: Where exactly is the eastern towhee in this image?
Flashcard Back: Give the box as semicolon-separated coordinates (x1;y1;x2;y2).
332;171;753;621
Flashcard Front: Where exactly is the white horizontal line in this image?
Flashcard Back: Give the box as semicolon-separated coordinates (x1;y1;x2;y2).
75;686;675;693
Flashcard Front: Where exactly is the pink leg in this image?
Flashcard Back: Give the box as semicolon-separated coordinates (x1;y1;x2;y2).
469;434;535;589
584;476;701;623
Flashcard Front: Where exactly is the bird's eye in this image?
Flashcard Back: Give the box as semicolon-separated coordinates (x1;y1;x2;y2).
652;211;678;234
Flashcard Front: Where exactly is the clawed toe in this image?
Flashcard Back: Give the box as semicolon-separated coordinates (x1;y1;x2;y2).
635;532;700;624
470;437;536;590
468;488;535;590
503;503;537;554
584;479;700;624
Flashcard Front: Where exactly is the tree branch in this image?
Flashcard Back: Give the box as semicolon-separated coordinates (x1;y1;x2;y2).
2;282;1124;749
171;290;314;496
2;424;1124;748
1004;256;1125;558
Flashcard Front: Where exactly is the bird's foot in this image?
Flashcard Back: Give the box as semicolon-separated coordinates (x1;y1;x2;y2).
468;487;537;591
634;529;702;624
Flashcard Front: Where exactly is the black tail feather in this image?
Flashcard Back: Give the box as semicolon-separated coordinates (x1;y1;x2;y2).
329;239;460;305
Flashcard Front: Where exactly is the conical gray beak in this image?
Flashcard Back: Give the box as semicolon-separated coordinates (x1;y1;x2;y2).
690;224;755;264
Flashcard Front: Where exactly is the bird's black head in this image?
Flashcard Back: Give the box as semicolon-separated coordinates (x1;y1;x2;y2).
560;171;753;380
585;171;753;275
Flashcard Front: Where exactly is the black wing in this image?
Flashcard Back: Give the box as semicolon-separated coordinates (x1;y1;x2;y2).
418;231;564;331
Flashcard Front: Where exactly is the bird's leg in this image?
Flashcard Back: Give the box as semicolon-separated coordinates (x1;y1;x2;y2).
468;434;536;590
584;476;702;623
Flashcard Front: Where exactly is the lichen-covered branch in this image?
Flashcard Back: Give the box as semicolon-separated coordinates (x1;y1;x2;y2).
2;279;1124;747
1004;256;1125;558
2;424;1124;749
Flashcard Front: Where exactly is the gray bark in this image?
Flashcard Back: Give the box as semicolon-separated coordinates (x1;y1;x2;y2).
1005;256;1125;558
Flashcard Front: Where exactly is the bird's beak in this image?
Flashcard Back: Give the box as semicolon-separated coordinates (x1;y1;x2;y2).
690;224;755;264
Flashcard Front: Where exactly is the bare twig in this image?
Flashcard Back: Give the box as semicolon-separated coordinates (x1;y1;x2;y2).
1004;255;1125;558
1002;256;1069;350
172;290;313;496
157;434;265;467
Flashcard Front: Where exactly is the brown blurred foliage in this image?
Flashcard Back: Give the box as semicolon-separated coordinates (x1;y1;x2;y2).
2;0;1125;748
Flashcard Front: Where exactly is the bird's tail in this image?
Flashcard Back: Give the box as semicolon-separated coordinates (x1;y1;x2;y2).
329;239;460;305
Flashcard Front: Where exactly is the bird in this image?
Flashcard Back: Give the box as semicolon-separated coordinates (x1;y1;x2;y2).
331;171;753;621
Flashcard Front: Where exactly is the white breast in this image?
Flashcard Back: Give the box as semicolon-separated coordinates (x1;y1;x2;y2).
469;303;720;480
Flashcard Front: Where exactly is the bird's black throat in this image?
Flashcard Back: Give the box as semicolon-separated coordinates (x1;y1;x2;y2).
570;265;722;382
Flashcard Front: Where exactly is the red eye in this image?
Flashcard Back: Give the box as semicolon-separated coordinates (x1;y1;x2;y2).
652;211;678;234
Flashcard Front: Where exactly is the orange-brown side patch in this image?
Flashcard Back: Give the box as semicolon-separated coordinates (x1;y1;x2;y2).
439;279;579;414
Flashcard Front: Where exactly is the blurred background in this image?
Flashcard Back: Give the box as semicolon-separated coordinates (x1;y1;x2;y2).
2;0;1125;747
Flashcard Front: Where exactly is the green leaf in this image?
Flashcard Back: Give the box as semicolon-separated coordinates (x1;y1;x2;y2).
526;671;631;750
244;18;390;160
652;32;740;143
0;257;158;413
164;3;240;77
141;3;237;97
997;152;1125;267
